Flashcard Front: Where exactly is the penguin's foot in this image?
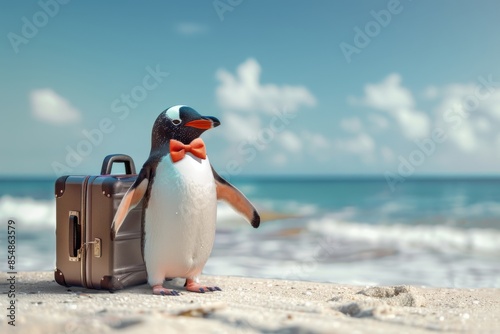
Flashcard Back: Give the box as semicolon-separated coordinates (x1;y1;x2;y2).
152;285;180;296
184;279;222;293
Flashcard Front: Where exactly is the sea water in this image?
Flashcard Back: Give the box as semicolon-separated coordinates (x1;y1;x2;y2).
0;177;499;288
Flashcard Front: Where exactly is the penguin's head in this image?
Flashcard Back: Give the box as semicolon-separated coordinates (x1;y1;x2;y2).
151;105;220;150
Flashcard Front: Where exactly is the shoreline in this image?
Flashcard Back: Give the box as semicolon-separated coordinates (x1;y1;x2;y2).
1;272;499;333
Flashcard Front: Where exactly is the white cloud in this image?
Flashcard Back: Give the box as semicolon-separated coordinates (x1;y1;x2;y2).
215;58;320;167
380;146;395;163
340;75;500;172
361;73;414;110
223;112;261;142
276;130;330;164
340;117;363;133
434;83;475;119
279;131;303;153
271;153;288;166
476;86;500;121
431;81;500;153
368;114;389;130
216;58;317;114
30;89;81;125
496;135;500;151
335;133;375;160
423;86;439;100
246;129;329;167
475;117;491;133
302;131;330;150
175;22;208;36
449;122;477;152
351;73;430;139
397;108;431;139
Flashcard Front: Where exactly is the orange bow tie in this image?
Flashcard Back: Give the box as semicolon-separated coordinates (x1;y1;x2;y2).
169;138;207;163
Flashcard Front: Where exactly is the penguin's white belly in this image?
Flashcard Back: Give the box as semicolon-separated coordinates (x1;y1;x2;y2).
144;153;217;284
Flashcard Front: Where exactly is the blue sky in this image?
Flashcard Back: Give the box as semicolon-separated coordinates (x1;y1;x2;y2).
2;0;500;178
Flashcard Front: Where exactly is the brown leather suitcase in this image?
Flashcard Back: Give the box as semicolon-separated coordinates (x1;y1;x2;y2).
54;154;147;291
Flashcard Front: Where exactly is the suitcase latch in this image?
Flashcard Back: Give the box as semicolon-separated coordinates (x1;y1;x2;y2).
84;238;102;258
92;238;102;258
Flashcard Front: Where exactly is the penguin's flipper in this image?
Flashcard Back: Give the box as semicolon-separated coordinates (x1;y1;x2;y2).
111;169;149;239
211;166;260;228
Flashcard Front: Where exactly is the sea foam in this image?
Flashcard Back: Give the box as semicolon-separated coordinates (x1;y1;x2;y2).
0;196;56;229
307;215;500;255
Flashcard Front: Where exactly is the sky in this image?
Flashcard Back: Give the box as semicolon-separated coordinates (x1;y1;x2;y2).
2;0;500;178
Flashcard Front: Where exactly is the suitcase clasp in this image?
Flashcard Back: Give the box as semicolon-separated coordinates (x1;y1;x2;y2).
83;238;102;258
92;238;102;258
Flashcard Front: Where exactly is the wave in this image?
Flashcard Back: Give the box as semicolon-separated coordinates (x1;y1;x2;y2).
0;196;56;229
450;200;500;217
0;196;297;229
0;196;302;229
307;215;500;255
2;196;499;287
3;195;500;256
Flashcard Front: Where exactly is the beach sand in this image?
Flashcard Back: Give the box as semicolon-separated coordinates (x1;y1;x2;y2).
1;272;499;333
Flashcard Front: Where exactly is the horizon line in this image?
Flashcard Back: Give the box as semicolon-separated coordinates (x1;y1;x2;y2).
2;174;500;181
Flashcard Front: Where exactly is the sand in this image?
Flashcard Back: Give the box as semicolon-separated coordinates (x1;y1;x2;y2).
1;272;499;333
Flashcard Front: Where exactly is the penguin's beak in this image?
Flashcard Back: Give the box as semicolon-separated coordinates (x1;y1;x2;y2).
186;116;220;130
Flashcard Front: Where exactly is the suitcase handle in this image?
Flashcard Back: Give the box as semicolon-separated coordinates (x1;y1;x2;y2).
101;154;136;175
68;211;81;261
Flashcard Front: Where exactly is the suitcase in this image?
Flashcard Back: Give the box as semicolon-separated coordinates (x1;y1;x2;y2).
54;154;147;291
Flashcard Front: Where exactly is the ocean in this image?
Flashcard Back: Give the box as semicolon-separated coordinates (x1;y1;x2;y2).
1;177;499;288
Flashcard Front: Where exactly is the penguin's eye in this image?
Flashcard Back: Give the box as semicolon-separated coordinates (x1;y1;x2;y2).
172;119;181;125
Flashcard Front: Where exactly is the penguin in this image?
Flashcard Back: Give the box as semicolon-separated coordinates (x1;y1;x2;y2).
111;105;260;295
